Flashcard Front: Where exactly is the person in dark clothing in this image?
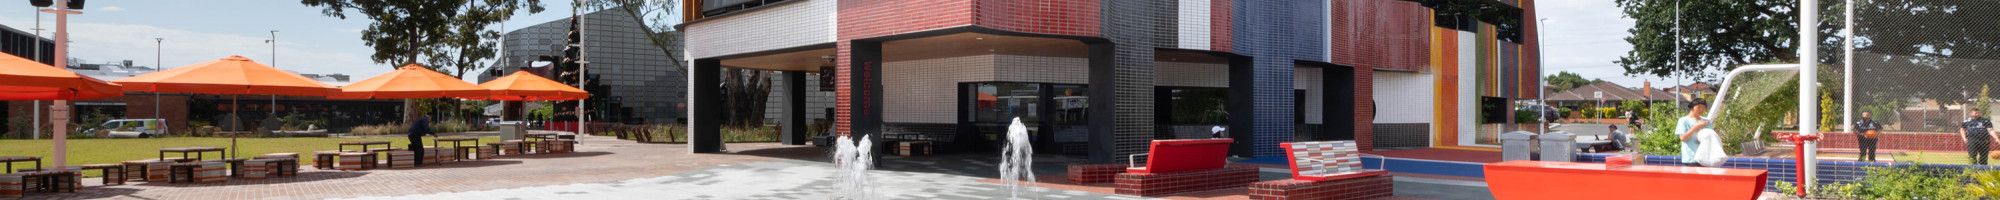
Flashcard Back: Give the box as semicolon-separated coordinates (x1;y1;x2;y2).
1962;109;1997;165
409;116;435;166
1853;111;1882;162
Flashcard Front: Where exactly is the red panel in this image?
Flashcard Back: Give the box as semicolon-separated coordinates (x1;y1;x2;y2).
837;0;977;41
973;0;1101;37
1127;139;1234;174
1519;0;1540;99
1330;0;1429;72
1210;0;1233;52
1485;161;1768;200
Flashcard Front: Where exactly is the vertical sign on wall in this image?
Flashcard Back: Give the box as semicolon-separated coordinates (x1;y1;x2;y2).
820;66;836;91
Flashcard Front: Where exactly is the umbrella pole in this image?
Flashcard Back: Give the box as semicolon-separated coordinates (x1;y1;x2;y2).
232;95;239;159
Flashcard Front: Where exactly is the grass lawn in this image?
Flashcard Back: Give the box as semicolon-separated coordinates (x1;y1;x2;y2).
0;136;497;177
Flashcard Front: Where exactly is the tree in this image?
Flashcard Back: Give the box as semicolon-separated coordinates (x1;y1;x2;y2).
300;0;544;75
1545;71;1602;92
1613;0;1843;81
303;0;545;124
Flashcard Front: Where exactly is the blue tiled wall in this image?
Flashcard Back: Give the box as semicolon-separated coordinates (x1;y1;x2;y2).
1232;0;1326;158
1575;153;2000;192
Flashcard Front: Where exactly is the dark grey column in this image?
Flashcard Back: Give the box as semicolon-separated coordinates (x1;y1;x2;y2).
691;59;723;153
1324;65;1356;141
782;71;807;145
1086;42;1118;163
847;41;885;157
1227;56;1257;157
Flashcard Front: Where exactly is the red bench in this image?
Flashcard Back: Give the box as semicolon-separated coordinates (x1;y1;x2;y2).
1249;141;1393;200
1113;139;1259;196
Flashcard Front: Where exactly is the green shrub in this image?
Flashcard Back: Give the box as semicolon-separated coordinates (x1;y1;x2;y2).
1782;164;1978;200
1635;103;1686;155
1968;170;2000;198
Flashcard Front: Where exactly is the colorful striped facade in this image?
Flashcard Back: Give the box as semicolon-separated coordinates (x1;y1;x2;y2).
682;0;1540;159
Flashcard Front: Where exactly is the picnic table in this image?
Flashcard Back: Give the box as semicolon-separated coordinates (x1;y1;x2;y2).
435;137;481;161
338;141;393;152
434;137;481;148
0;156;40;173
159;146;226;161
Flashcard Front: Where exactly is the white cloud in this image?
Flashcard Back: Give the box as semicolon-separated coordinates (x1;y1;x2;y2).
0;15;387;82
99;6;125;12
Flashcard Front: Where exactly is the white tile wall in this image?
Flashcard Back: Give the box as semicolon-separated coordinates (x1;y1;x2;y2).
1455;31;1478;146
1372;70;1432;124
880;55;1091;123
1296;67;1323;123
1176;0;1211;50
684;0;836;59
1154;61;1229;87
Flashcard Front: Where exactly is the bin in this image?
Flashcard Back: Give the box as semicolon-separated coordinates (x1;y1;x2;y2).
1539;131;1577;162
1501;131;1537;161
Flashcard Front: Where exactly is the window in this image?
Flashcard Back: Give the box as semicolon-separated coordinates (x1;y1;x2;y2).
1166;88;1229;125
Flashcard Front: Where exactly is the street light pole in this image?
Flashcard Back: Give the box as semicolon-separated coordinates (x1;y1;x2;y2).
31;9;43;140
155;37;163;124
575;1;588;136
267;30;278;117
1538;18;1549;134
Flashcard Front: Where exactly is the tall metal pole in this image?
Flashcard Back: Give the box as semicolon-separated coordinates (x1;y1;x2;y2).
268;30;279;117
1841;0;1855;133
1538;18;1549;134
155;38;163;123
31;11;42;140
43;0;81;168
1799;0;1823;193
575;2;588;136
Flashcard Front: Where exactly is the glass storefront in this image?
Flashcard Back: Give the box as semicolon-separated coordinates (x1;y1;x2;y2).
963;82;1090;155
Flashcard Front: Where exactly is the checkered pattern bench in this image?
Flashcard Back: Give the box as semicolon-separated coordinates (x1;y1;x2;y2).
1112;139;1258;196
1248;141;1392;200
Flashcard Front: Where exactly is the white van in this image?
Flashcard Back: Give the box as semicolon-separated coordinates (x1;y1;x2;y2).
89;119;167;138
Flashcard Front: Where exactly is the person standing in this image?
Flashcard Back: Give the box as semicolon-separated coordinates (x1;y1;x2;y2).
1853;111;1882;162
1963;109;1997;165
1675;101;1711;166
409;115;435;167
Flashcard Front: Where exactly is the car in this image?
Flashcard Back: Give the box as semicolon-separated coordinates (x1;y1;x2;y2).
86;119;168;138
1517;104;1564;122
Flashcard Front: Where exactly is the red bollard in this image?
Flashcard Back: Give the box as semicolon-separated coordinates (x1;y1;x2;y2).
1776;133;1820;197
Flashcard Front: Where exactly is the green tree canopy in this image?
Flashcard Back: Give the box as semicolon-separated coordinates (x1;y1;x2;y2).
1545;71;1603;92
1614;0;1843;81
300;0;545;77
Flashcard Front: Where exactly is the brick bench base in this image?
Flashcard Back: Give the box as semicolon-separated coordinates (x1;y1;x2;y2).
1249;174;1394;200
1114;165;1260;196
1067;164;1125;183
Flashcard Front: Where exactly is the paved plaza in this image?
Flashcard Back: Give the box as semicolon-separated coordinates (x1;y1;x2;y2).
29;134;1490;200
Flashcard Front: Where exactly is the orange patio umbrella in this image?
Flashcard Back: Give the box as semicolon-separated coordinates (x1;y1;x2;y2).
479;70;588;101
115;55;338;96
0;54;123;100
333;64;488;99
114;55;336;158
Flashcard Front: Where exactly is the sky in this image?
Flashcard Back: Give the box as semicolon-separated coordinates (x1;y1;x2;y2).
1534;1;1698;88
0;1;586;81
0;1;1687;87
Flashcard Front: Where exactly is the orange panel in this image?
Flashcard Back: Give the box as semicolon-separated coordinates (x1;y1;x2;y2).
1485;161;1767;200
1433;27;1458;147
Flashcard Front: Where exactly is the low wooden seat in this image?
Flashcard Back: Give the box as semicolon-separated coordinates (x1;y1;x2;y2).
312;151;342;169
259;153;299;160
335;152;375;171
77;164;124;185
219;158;249;177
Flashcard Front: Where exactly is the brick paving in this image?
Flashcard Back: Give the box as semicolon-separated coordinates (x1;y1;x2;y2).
24;135;1492;200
